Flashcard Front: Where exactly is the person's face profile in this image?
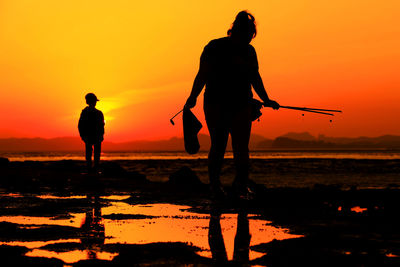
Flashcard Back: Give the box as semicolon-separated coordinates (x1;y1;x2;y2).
87;100;97;107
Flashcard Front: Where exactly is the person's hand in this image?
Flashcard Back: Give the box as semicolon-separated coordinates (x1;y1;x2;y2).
185;96;197;109
263;99;280;110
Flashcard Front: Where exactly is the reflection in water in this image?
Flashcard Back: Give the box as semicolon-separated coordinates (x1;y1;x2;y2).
80;194;105;260
233;211;251;263
350;206;368;213
338;206;369;213
0;213;86;228
0;194;302;263
209;211;228;263
27;250;116;264
209;209;251;265
22;194;115;264
37;195;86;200
102;202;301;261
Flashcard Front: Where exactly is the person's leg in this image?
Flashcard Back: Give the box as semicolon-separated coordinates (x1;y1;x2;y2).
205;103;229;190
93;142;101;171
208;127;229;187
230;106;252;190
85;142;93;171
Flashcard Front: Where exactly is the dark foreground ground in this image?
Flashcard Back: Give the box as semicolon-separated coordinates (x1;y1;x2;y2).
0;157;399;266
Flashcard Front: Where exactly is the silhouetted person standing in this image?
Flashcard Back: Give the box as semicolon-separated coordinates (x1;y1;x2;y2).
78;93;105;173
185;11;279;199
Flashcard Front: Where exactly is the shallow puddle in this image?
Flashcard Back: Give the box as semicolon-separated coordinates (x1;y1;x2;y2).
350;206;368;213
337;206;369;213
0;194;302;264
37;195;87;200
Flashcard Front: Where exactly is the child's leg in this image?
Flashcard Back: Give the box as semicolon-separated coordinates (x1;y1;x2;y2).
85;142;93;170
93;142;101;170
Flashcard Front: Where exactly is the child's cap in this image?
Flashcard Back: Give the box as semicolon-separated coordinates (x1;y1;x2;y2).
85;93;99;102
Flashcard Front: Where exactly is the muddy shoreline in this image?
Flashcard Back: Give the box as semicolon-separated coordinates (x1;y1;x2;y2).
0;158;399;266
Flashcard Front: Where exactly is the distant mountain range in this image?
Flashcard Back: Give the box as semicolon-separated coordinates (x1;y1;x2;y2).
1;132;400;152
266;132;400;150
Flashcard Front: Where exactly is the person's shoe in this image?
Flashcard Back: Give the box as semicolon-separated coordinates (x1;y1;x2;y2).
240;186;256;201
233;183;256;201
210;184;227;200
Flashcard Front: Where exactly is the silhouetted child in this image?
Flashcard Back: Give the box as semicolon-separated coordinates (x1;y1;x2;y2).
78;93;105;173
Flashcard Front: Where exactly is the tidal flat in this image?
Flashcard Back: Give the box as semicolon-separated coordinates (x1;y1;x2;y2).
0;158;399;266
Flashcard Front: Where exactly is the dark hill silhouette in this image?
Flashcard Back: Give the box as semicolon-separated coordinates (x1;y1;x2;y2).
271;137;335;149
272;133;400;149
279;132;316;141
1;133;400;152
0;134;272;152
0;136;189;152
0;137;82;152
318;134;400;145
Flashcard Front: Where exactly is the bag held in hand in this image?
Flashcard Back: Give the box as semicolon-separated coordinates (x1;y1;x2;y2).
183;108;203;154
251;99;263;121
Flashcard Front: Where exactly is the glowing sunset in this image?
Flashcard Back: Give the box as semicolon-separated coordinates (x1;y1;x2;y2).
0;0;399;142
1;1;400;266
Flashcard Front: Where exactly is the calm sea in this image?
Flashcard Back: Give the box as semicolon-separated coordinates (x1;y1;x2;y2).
1;150;400;161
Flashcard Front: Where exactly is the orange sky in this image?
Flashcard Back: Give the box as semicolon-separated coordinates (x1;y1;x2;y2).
0;0;399;142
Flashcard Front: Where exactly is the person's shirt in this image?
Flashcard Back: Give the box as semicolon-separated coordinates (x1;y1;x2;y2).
78;106;105;143
200;37;258;106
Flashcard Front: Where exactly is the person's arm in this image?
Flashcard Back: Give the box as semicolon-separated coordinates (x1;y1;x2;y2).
185;45;209;108
185;70;206;108
252;72;279;110
250;46;279;110
100;112;105;137
252;71;270;102
78;111;87;142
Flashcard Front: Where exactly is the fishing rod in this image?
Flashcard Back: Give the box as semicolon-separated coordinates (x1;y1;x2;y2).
279;106;334;116
264;103;342;116
283;106;342;113
170;102;342;126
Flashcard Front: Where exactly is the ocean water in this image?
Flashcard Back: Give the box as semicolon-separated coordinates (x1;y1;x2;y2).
1;150;400;161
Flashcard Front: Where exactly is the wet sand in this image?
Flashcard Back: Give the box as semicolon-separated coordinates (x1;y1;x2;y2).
0;158;399;266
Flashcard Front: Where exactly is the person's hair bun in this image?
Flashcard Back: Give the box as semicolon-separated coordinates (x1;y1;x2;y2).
227;10;257;40
236;11;254;22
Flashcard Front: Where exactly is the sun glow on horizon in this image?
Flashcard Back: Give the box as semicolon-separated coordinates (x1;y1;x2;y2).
0;0;399;141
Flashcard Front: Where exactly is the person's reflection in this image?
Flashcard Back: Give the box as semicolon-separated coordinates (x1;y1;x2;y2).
233;211;251;263
209;210;228;263
208;209;251;264
80;194;105;259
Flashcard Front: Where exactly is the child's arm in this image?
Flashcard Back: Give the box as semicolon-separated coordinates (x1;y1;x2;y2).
78;111;87;141
100;112;105;140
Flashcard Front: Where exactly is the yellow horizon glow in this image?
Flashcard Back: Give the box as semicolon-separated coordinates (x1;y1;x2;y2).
0;0;399;141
